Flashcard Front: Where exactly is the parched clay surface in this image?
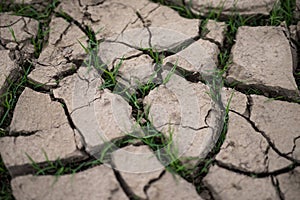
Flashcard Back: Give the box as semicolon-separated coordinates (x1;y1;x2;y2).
167;0;277;17
216;92;300;171
250;95;300;161
203;19;227;46
112;145;165;198
0;88;85;176
147;171;204;200
216;111;293;173
2;0;50;8
28;16;87;88
276;168;300;200
11;165;128;200
143;72;224;166
113;146;203;200
0;0;299;199
53;67;140;157
203;165;279;200
116;54;158;93
0;13;38;61
163;39;220;73
0;13;38;45
226;26;300;100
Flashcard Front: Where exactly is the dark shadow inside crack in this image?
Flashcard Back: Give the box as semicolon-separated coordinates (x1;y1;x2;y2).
290;136;300;157
150;0;198;19
293;37;300;90
0;154;14;199
143;170;166;198
224;81;300;103
216;160;299;179
112;164;149;200
78;0;106;7
49;93;77;130
4;152;92;178
271;175;285;200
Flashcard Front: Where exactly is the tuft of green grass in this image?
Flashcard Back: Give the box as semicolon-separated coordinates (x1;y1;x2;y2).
204;69;224;103
218;51;230;67
244;87;264;96
270;0;296;26
12;0;59;20
31;25;50;58
26;151;103;177
0;65;32;127
77;30;123;92
163;62;177;85
193;157;214;183
55;10;74;23
218;50;231;71
169;4;197;19
135;117;195;179
98;58;123;91
137;81;158;98
0;156;13;200
124;91;141;110
8;27;18;44
212;90;233;154
226;14;258;46
140;47;164;65
150;0;197;19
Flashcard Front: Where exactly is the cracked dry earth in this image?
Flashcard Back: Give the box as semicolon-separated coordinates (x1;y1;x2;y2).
1;0;300;200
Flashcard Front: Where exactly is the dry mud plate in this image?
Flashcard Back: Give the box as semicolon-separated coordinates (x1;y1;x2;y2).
0;0;300;200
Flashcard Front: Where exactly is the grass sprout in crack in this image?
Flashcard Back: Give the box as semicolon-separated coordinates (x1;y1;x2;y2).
73;27;225;173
